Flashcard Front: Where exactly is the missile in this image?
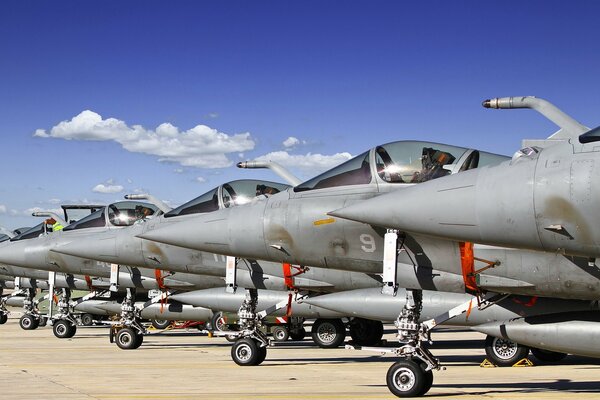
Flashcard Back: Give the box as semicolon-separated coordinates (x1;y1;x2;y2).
303;288;596;326
4;296;25;307
73;300;112;315
93;300;214;321
170;287;345;318
473;311;600;357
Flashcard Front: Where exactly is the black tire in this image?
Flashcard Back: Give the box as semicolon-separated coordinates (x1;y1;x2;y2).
531;348;568;363
53;319;76;339
134;331;144;349
290;327;306;341
151;319;171;330
349;318;384;346
20;314;38;330
311;319;346;348
272;325;289;342
417;361;434;396
116;327;142;350
386;360;426;398
256;345;267;365
81;313;94;326
485;335;529;367
231;338;261;366
0;313;7;324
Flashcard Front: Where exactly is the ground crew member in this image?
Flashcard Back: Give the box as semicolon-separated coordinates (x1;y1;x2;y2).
46;218;64;232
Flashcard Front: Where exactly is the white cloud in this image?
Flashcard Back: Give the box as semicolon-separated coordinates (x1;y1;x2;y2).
92;183;124;194
174;168;184;174
206;112;219;119
283;136;300;148
195;176;206;183
35;110;256;168
0;205;6;214
255;151;353;174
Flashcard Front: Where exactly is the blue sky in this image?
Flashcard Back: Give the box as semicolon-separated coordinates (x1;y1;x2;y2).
1;1;599;228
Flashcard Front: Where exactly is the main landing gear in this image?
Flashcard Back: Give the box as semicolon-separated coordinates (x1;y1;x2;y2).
19;288;47;331
51;288;77;338
229;289;270;366
109;288;145;350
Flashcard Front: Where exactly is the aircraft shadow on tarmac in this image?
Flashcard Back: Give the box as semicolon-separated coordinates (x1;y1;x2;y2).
360;379;600;396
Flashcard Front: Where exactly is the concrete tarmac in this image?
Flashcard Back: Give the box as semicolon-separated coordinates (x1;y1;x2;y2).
0;314;599;399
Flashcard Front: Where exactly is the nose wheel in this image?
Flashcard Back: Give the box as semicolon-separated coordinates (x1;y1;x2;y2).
231;337;267;366
115;327;144;350
387;360;433;398
53;319;77;338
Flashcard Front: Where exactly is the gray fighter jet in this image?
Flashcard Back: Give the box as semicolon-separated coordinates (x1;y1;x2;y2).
0;204;237;347
137;134;600;397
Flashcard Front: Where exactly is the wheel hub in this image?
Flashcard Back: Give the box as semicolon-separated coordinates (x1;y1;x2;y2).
317;324;336;344
236;344;252;361
493;338;518;359
393;368;415;391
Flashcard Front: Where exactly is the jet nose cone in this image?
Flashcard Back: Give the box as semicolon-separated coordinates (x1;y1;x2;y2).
51;234;118;261
137;214;230;252
0;240;30;268
328;194;402;228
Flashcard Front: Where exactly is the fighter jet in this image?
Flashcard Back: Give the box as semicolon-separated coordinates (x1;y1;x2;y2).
136;136;600;397
44;180;393;348
0;204;242;347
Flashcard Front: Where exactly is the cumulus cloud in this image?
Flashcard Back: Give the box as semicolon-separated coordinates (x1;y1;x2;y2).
283;137;300;148
255;151;352;174
282;136;308;149
92;179;124;194
195;176;206;183
35;110;256;168
0;205;6;214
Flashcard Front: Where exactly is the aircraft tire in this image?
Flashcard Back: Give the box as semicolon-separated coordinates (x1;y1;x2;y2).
115;327;141;350
256;345;267;365
311;318;346;348
81;313;95;326
349;318;384;346
19;314;38;330
53;319;76;339
0;313;7;324
531;348;568;363
485;335;529;367
386;360;426;398
290;327;306;341
151;319;171;330
231;338;261;366
134;332;144;349
272;325;289;342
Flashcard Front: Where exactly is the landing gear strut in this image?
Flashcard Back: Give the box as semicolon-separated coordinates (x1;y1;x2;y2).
20;288;46;331
110;288;145;350
51;288;77;338
230;289;270;365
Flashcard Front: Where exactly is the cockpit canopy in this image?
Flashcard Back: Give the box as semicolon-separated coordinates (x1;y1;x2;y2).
164;179;290;218
63;201;159;231
294;140;507;192
10;222;47;241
